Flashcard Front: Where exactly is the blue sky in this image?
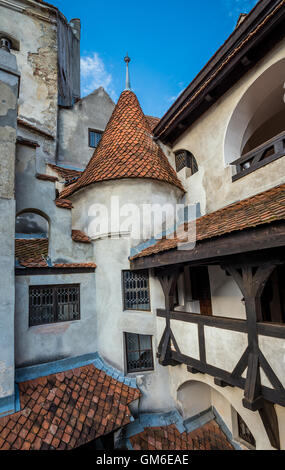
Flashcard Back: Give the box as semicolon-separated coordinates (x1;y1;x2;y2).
55;0;259;118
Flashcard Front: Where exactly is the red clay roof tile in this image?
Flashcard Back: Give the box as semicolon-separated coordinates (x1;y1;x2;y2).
47;164;82;185
72;230;92;244
15;239;49;267
132;184;285;260
0;364;140;450
60;91;184;199
129;421;234;451
55;199;73;209
36;173;58;183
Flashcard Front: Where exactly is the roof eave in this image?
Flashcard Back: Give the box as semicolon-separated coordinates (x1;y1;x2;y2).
154;0;285;145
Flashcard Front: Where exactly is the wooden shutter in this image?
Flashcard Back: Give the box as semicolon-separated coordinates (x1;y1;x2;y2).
190;266;212;316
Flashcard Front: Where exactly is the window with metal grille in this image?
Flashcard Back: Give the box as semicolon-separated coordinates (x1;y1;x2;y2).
125;333;154;372
237;414;256;447
175;150;198;175
89;129;102;148
122;270;150;311
29;284;80;326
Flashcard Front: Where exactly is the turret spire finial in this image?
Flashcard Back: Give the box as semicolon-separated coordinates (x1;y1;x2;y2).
124;53;131;90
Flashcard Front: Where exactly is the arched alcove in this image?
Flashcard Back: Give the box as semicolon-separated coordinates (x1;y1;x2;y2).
176;379;256;449
224;58;285;165
16;210;49;237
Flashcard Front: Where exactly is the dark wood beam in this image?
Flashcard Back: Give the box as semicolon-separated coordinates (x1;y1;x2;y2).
130;222;285;270
258;401;280;450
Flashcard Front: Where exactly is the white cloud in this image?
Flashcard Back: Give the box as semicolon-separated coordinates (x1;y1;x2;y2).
222;0;258;18
80;52;116;99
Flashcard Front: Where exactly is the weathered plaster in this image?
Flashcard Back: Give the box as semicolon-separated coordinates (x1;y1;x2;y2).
169;39;285;215
58;87;115;169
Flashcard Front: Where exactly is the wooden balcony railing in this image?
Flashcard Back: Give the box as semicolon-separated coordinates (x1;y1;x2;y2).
232;130;285;182
157;308;285;409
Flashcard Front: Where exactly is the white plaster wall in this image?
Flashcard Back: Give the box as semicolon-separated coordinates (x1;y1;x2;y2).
170;39;285;216
177;380;212;420
93;236;176;413
15;272;97;367
205;328;248;372
209;266;246;319
259;336;285;388
0;3;58;134
72;178;183;245
15;143;93;264
170;320;200;360
58;87;115;169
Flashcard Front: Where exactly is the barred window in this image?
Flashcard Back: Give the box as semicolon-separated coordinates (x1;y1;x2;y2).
29;284;80;326
122;270;150;311
175;150;198;175
125;333;154;373
237;414;256;447
89;129;102;148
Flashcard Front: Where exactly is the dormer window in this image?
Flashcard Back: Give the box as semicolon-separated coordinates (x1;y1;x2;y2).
89;129;102;148
175;150;198;175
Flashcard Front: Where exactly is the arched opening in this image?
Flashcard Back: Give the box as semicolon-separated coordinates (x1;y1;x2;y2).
177;380;256;449
224;59;285;172
175;150;198;175
15;210;49;267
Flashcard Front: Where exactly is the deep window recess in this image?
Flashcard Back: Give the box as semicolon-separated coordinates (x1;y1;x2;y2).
89;129;102;148
125;333;154;372
123;270;150;311
237;414;256;447
175;150;198;175
29;284;80;326
190;266;213;316
260;264;285;324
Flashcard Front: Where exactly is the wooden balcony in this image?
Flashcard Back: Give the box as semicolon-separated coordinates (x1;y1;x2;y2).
157;308;285;408
232;130;285;182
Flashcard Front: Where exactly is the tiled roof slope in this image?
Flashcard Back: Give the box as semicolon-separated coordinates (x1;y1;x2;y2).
145;115;160;132
132;183;285;259
129;420;234;451
55;199;73;209
72;230;91;244
60;90;184;198
15;239;49;267
48;164;82;186
0;364;140;450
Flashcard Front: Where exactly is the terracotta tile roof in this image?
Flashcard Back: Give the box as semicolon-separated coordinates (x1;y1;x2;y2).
132;184;285;259
129;420;234;451
72;230;92;244
60;90;184;199
145;115;160;132
55;199;73;209
15;239;49;267
48;164;82;186
36;173;58;183
53;263;97;269
0;364;140;450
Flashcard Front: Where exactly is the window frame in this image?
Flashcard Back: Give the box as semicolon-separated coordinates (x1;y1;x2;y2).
124;332;154;373
88;128;103;149
174;150;198;175
29;284;81;327
122;269;151;312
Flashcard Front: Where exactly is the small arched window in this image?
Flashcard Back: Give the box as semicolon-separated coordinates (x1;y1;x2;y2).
175;150;198;175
